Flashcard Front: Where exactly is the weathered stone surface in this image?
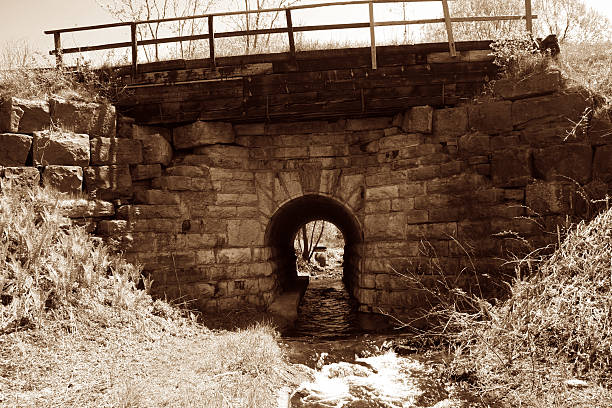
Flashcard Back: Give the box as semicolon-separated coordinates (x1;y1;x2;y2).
533;144;592;184
57;199;114;218
346;117;392;131
132;164;161;180
0;97;50;133
132;126;173;166
526;181;574;215
84;165;132;198
433;107;468;139
227;219;263;246
589;117;612;146
512;92;591;127
117;205;181;219
494;72;561;100
2;167;39;188
0;133;32;166
468;101;512;133
42;165;83;194
33;130;90;166
401;106;433;134
173;121;235;149
593;145;612;182
458;132;490;156
166;165;206;177
97;220;129;235
491;148;532;187
134;189;179;204
364;213;405;239
521;120;587;147
90;137;143;165
49;97;116;138
217;248;251;264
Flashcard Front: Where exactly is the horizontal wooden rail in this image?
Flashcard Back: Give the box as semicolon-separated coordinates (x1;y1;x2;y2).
45;0;535;73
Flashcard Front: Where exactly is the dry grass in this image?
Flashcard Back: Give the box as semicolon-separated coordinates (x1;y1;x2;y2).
0;186;304;407
402;207;612;407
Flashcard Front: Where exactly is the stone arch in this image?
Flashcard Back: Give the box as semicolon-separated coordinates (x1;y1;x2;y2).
264;194;364;297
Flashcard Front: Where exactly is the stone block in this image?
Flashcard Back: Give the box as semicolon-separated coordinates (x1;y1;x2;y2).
589;117;612;146
217;247;251;264
227;219;263;247
196;250;216;264
134;189;179;204
494;72;561;100
33;130;90;166
346;117;392;131
49;97;116;138
406;222;457;240
234;123;265;136
57;199;115;218
166;165;206;177
0;97;50;133
117;205;181;219
140;133;172;166
533;144;592;184
42;165;83;194
90;137;143;165
526;181;575;215
491;148;532;187
97;220;129;235
378;133;423;151
401;105;433;134
433;107;468;139
132;164;161;181
468;101;512;133
366;185;399;201
364;213;405;239
521;120;587;147
173;121;235;149
593;145;612;183
0;133;32;166
3;166;39;188
84;165;132;199
512;92;591;127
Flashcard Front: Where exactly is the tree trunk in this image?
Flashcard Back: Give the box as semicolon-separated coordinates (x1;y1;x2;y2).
300;224;309;260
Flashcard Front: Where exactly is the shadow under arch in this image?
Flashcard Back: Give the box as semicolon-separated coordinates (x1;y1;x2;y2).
265;194;364;295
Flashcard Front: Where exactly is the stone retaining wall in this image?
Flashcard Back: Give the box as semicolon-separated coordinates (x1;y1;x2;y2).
2;71;611;319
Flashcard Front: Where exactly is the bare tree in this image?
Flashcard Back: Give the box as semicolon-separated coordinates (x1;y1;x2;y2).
535;0;611;43
97;0;216;62
296;221;325;262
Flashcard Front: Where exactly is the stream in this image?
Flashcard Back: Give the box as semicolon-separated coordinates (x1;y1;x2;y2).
279;277;471;408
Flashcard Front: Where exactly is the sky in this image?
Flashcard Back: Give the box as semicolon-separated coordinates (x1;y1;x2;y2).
1;0;611;66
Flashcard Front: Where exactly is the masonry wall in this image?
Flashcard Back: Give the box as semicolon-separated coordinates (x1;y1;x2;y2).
2;71;611;319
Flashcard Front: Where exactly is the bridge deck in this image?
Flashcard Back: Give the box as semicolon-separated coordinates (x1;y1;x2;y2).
115;40;497;125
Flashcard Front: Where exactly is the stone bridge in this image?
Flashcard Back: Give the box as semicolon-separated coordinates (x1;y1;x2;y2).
1;41;610;322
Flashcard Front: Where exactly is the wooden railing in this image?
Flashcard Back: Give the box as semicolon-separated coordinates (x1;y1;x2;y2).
45;0;536;74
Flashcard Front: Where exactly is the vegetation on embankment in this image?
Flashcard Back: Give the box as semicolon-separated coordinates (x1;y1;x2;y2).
0;186;306;407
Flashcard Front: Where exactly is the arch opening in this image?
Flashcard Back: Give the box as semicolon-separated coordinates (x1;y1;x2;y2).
265;194;363;301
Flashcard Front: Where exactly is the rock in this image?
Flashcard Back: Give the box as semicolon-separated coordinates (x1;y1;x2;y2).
42;165;83;195
57;199;115;218
132;125;173;165
49;97;116;138
491;148;532;187
227;219;262;246
132;164;161;180
173;121;235;149
0;97;50;133
84;165;133;199
433;107;468;140
314;252;327;267
90;137;143;165
512;92;591;127
494;72;561;100
2;167;40;188
0;133;32;166
32;130;90;166
526;181;574;215
533;144;592;184
468;101;513;133
593;145;612;182
401;105;433;134
458;132;490;156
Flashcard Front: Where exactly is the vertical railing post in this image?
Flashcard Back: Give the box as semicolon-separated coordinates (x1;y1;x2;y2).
525;0;533;33
130;23;138;76
53;33;63;67
208;15;216;68
368;1;377;70
285;9;296;59
441;0;457;57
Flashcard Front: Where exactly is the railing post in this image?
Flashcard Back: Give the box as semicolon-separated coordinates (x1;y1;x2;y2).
285;9;296;59
368;1;377;70
53;33;63;67
441;0;457;57
208;15;216;68
130;23;138;76
525;0;533;33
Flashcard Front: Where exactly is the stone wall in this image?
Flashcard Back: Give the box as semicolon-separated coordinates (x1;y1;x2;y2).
2;71;611;320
